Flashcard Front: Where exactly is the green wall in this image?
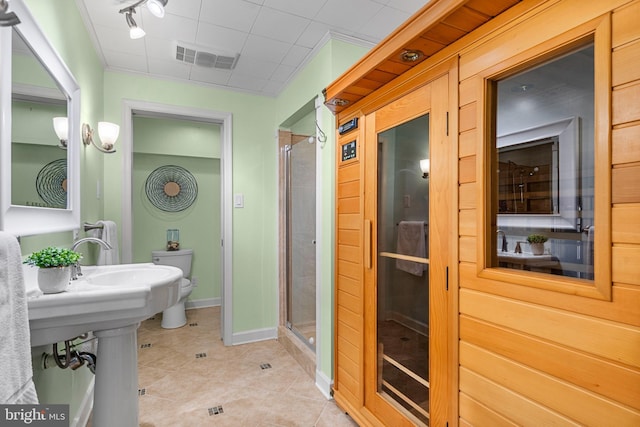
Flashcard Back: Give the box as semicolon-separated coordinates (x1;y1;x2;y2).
274;38;370;380
132;116;221;302
102;72;279;333
21;0;106;424
16;0;370;414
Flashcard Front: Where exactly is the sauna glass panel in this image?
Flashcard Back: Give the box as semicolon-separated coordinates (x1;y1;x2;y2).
491;44;595;280
377;113;430;425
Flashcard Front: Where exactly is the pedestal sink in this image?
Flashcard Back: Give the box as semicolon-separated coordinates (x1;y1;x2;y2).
26;263;182;427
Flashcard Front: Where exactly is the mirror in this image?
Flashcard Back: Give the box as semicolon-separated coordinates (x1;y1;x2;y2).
496;116;579;230
0;0;81;236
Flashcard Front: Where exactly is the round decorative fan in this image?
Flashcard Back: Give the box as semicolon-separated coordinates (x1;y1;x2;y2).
144;165;198;212
36;158;67;208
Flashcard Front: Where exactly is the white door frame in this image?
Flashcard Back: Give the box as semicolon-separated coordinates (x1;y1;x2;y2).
120;100;233;344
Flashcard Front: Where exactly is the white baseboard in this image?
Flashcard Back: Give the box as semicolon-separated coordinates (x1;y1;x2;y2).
231;327;278;345
185;297;220;309
315;370;333;400
72;376;94;427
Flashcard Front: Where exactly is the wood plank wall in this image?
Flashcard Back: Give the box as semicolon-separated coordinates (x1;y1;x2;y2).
456;0;640;425
333;124;366;422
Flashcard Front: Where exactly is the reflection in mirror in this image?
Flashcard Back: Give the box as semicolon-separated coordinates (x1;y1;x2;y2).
0;0;81;236
490;43;594;280
11;28;68;209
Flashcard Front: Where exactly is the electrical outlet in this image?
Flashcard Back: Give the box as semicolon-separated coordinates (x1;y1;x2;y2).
191;276;198;287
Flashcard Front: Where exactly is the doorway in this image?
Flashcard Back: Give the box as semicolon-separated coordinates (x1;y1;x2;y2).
120;101;233;344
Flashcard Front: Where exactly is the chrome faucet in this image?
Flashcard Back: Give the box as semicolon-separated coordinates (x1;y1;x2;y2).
496;229;508;252
70;237;112;279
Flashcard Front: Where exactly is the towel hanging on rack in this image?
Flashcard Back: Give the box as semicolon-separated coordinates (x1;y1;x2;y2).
396;221;428;276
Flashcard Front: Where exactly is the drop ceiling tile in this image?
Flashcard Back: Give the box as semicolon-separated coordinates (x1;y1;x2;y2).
199;0;261;33
233;56;278;79
165;0;203;20
147;57;192;80
390;0;431;14
270;63;296;83
195;22;248;54
93;24;147;57
103;50;148;73
295;21;330;49
140;13;198;44
241;34;291;64
315;0;384;33
189;66;232;86
357;6;411;40
251;7;310;44
81;0;124;30
261;79;286;96
144;37;177;62
227;73;268;92
262;0;327;19
281;44;312;67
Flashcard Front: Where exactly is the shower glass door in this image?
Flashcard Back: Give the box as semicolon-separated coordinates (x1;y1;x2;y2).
284;138;316;350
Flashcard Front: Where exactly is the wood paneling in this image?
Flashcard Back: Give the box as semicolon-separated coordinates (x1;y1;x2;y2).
459;208;477;236
612;205;640;243
612;0;640;48
612;165;640;204
612;246;640;285
460;367;580;426
612;124;640;165
612;82;640;125
459;392;518;427
329;0;640;424
461;343;640;426
460;316;640;410
612;40;640;86
460;289;640;368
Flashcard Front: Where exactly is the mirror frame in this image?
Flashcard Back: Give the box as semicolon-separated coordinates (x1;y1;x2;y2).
496;116;580;231
0;0;81;236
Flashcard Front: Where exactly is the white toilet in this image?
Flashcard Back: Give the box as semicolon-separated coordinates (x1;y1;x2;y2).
151;249;193;329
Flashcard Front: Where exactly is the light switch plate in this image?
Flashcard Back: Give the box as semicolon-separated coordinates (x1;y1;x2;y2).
234;193;244;208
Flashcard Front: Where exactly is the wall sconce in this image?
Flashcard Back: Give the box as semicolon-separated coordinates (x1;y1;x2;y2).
82;122;120;154
119;0;168;39
52;117;69;148
420;159;430;179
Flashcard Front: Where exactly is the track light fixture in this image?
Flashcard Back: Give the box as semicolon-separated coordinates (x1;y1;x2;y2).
119;0;168;39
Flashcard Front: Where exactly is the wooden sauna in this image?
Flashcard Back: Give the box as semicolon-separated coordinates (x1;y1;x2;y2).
325;0;640;425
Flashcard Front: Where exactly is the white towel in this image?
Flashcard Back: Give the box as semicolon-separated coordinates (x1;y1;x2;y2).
96;220;120;265
396;221;427;276
0;232;39;404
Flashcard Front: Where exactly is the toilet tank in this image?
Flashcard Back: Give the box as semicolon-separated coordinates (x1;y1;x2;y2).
151;249;193;278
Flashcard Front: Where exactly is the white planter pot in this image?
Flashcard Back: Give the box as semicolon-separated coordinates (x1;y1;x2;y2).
530;242;545;256
37;266;71;294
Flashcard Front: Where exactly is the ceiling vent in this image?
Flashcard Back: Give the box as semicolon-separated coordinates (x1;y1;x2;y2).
175;42;239;70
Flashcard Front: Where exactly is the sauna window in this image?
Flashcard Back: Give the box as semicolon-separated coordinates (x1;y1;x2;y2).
489;43;595;280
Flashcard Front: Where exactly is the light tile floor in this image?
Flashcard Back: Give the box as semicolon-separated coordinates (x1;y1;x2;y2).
135;306;357;427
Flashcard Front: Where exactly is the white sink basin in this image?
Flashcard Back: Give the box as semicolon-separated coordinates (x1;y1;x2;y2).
26;263;181;347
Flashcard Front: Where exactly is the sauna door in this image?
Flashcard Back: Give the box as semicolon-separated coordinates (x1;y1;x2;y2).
363;75;450;426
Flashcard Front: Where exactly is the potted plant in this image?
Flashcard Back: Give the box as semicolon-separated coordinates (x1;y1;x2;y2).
526;234;548;256
24;247;82;294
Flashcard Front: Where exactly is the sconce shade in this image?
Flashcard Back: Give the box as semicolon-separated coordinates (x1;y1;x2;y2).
420;158;430;179
53;117;69;146
146;0;168;18
98;122;120;150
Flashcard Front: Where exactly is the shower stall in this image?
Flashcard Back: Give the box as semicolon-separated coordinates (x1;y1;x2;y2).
282;130;317;351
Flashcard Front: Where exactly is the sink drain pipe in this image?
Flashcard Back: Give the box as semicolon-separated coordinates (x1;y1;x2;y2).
42;338;97;374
